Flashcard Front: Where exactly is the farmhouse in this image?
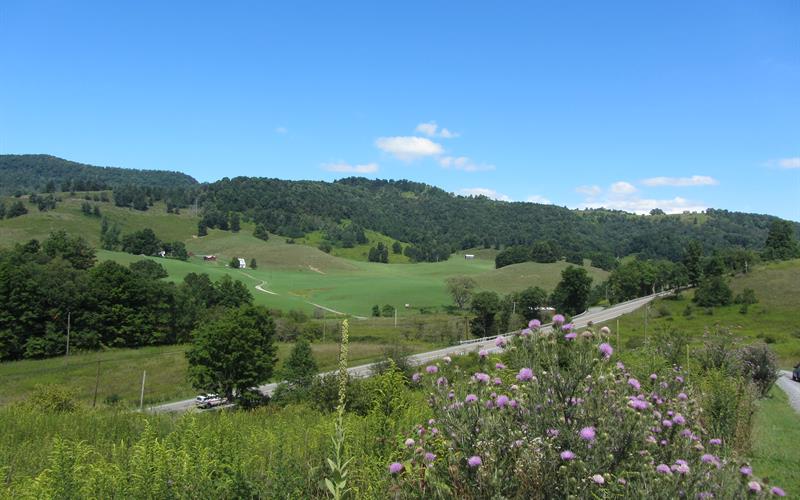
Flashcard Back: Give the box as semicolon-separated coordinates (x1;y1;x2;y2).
238;257;247;269
464;254;475;260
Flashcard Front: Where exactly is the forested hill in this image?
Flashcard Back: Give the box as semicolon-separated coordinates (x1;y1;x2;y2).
0;154;198;194
201;176;799;263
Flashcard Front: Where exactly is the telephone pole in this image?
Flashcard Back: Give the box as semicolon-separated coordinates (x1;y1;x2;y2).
65;311;71;358
139;370;147;410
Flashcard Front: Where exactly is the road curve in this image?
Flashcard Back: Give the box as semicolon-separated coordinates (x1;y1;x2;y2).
150;291;669;414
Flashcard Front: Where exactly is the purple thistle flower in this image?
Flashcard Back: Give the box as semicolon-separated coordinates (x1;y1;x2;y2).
495;336;507;347
560;450;575;461
592;474;605;485
673;414;686;425
485;400;493;409
662;420;673;428
749;481;762;493
771;486;786;497
424;452;436;462
701;454;720;467
520;328;532;337
552;314;565;324
467;455;482;468
389;462;403;474
579;426;596;442
678;392;688;400
600;326;610;334
656;464;672;474
562;323;574;332
516;368;534;381
740;466;753;476
529;319;541;329
474;372;490;383
436;376;448;386
404;438;415;448
547;428;560;437
478;349;488;359
426;365;438;374
411;373;421;383
598;343;613;358
495;362;506;370
465;394;478;403
673;463;690;475
708;438;722;445
650;373;658;380
496;395;510;408
493;377;503;385
628;378;641;390
564;332;577;340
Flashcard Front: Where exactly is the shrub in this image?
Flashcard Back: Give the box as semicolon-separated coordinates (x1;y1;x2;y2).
697;370;757;454
20;385;79;413
738;342;779;398
693;276;733;307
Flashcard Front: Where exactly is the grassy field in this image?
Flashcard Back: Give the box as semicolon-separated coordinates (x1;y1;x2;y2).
0;332;436;408
598;259;800;366
296;228;413;264
749;386;800;494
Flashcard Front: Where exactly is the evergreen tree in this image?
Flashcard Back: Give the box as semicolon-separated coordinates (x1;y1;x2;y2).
250;258;257;269
253;223;269;241
198;221;208;237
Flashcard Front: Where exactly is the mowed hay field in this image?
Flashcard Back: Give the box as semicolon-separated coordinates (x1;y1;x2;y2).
599;259;800;366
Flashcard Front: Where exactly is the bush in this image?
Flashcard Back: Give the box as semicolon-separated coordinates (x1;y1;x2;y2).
738;342;779;397
693;276;733;307
20;385;79;413
697;370;757;454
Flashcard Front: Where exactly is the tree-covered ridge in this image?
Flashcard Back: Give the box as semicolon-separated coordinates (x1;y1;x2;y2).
202;176;800;263
0;154;198;194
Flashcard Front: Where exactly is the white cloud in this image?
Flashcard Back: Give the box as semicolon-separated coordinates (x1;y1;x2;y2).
579;196;707;215
439;156;495;172
415;121;460;139
526;195;551;204
322;162;379;174
641;175;719;187
611;181;637;194
275;126;288;134
375;136;443;161
458;188;512;202
778;157;800;169
576;185;602;197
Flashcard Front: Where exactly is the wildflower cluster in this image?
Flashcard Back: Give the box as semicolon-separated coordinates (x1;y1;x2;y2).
391;318;785;498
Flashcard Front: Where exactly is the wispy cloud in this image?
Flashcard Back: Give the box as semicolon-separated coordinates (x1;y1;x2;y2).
322;162;379;174
641;175;719;187
458;187;511;202
439;156;495;172
415;121;460;139
275;126;288;134
375;136;443;161
526;194;551;204
778;157;800;169
576;185;602;197
611;181;637;194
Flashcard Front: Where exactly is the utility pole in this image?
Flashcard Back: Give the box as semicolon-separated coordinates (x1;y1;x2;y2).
644;304;649;344
139;370;147;410
394;306;398;328
65;311;71;359
512;301;516;315
92;361;101;408
616;318;620;350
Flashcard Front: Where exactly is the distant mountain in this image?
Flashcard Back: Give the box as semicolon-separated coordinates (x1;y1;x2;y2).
0;154;198;194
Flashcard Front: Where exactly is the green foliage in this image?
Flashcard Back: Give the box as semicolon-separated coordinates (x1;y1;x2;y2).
738;343;779;397
20;385;79;413
186;305;278;400
6;200;28;218
42;230;96;269
371;305;381;317
368;242;389;263
283;337;318;388
129;259;168;279
469;291;499;337
697;370;757;454
381;304;395;317
253;223;269;241
762;219;799;261
229;212;241;232
694;275;733;307
121;228;161;256
549;265;593;315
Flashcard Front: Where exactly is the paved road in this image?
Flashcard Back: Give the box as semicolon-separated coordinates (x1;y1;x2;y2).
777;370;800;414
150;291;670;414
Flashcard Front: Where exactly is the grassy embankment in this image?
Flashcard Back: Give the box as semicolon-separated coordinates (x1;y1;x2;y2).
599;259;800;366
749;386;800;493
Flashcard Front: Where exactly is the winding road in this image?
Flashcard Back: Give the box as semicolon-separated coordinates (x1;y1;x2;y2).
150;291;671;414
778;370;800;414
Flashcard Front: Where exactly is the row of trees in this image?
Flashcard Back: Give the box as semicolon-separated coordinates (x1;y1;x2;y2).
0;234;253;361
446;266;595;337
0;200;28;219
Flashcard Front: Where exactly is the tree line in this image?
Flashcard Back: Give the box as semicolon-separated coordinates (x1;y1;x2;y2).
0;233;251;361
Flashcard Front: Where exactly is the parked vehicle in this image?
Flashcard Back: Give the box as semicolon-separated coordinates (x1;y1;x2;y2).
195;394;226;409
792;364;800;382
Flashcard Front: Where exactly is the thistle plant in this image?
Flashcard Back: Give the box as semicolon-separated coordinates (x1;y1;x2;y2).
325;319;353;499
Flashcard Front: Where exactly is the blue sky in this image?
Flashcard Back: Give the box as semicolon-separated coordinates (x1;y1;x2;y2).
1;1;798;220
